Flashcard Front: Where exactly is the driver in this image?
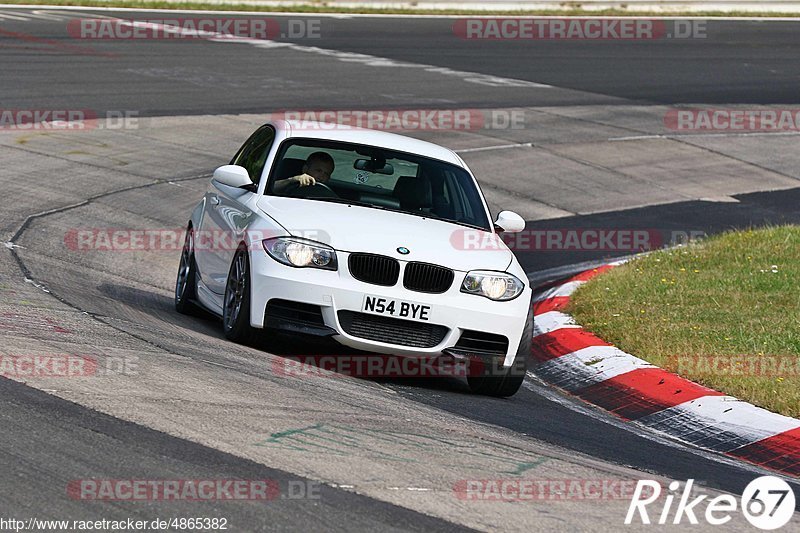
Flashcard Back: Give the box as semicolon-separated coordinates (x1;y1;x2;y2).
273;152;335;194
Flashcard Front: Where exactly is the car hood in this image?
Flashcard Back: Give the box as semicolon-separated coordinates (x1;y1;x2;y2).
257;196;513;272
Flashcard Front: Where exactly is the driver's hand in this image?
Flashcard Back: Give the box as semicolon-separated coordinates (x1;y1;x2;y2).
293;174;316;187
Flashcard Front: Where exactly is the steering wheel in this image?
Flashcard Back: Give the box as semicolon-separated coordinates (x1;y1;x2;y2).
285;180;339;199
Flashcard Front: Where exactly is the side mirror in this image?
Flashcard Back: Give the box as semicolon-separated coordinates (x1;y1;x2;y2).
494;210;525;233
213;165;254;189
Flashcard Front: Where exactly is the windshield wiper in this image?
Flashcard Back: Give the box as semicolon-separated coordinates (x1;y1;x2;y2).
399;209;488;231
314;197;385;209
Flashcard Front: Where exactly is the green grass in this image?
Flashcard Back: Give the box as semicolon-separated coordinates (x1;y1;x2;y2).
568;225;800;418
3;0;800;17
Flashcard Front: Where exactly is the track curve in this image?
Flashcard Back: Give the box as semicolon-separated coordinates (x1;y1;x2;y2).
2;7;800;531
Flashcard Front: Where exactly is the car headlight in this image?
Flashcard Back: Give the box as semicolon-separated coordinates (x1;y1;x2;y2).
461;271;524;301
262;237;337;270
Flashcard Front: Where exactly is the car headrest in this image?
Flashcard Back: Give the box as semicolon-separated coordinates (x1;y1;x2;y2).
393;176;432;209
274;157;306;180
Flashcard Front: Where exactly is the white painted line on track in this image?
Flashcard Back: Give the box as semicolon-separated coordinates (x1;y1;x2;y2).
455;142;534;153
610;130;800;141
0;9;33;19
112;19;553;88
0;8;89;20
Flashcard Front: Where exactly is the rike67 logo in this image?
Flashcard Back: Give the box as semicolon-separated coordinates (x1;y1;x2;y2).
626;477;796;530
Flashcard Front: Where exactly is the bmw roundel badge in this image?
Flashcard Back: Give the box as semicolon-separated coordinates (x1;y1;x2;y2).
397;247;410;255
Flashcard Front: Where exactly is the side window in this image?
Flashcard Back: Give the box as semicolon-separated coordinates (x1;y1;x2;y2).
230;125;276;185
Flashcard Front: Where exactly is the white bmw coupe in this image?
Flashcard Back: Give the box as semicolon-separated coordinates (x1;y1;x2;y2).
176;120;532;396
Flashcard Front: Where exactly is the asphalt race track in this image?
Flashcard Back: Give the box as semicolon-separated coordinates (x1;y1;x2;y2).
1;7;799;531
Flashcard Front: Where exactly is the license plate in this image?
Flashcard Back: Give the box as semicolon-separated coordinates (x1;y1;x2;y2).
362;295;432;322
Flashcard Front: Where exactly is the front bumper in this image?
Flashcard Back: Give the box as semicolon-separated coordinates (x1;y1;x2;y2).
250;249;531;367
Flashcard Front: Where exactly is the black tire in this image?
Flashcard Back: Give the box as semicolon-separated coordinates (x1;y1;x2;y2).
467;305;532;397
222;246;259;344
175;226;200;315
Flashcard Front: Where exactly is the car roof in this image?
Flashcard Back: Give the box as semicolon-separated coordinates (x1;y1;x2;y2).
273;119;466;167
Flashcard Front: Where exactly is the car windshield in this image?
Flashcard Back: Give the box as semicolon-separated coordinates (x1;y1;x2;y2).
266;139;492;231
